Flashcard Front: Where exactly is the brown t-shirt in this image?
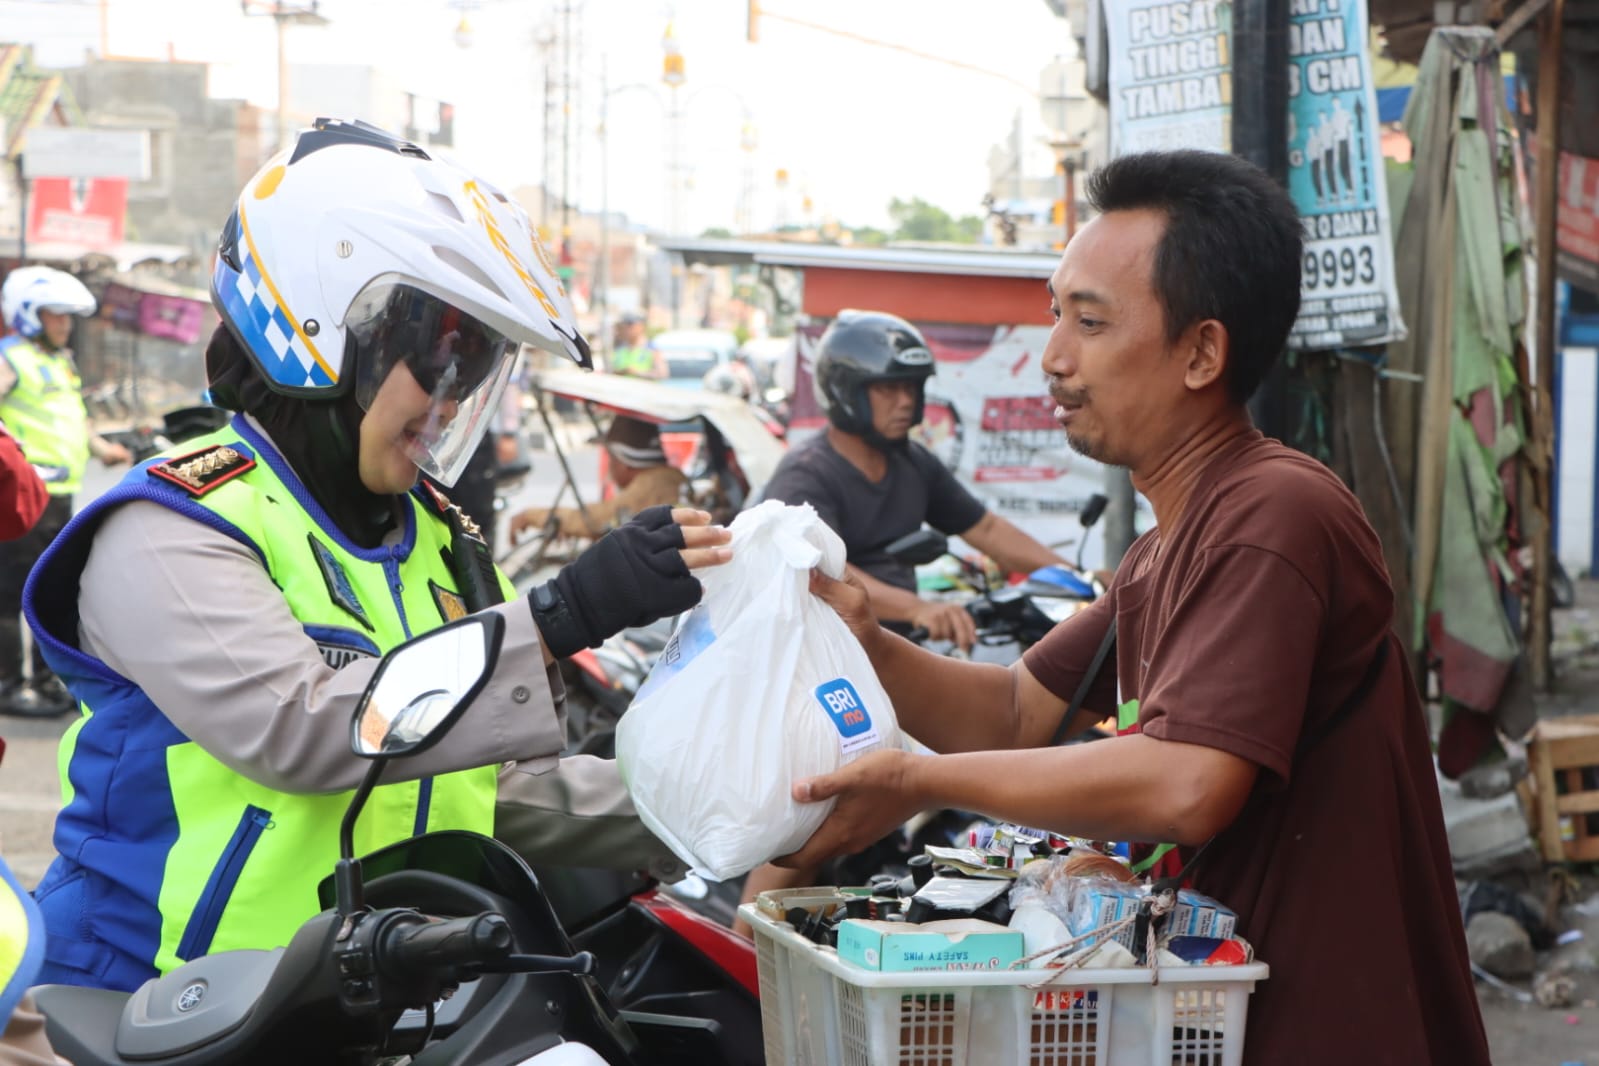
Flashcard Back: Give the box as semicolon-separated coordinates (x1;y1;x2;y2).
1023;431;1487;1066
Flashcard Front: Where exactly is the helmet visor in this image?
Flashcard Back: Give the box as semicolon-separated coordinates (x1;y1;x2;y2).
347;278;517;487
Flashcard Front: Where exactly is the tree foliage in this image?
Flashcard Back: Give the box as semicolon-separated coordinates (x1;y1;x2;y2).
887;197;984;243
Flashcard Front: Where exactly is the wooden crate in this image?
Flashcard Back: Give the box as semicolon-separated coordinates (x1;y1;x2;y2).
1528;714;1599;862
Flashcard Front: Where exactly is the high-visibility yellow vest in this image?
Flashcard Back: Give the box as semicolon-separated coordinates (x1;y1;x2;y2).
0;335;89;495
28;418;510;986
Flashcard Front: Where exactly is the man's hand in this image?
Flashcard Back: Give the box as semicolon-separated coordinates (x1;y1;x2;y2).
494;433;519;466
775;748;924;869
910;601;977;652
809;568;882;650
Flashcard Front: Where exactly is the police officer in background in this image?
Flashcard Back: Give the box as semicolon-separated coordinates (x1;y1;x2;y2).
607;312;666;379
0;267;132;717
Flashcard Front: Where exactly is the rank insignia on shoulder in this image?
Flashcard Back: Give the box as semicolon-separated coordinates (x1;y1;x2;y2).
148;445;255;497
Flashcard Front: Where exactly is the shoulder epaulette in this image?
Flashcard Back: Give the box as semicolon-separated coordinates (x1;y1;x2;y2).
148;444;255;497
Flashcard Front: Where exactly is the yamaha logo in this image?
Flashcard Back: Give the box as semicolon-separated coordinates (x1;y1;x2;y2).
894;346;934;366
176;983;206;1012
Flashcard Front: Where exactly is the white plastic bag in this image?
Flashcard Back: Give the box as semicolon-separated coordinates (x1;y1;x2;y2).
615;500;902;881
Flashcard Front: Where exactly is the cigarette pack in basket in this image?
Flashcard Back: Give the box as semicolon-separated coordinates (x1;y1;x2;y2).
743;904;1268;1066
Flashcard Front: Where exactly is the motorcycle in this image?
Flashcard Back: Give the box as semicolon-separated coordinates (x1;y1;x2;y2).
881;492;1107;661
33;613;760;1065
99;403;233;464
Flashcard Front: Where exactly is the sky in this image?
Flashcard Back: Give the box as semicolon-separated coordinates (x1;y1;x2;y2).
4;0;1075;234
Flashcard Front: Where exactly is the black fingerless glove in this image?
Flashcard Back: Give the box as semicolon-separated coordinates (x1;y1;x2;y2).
529;504;704;658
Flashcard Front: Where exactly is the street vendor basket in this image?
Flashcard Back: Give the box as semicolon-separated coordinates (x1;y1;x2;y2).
743;904;1268;1066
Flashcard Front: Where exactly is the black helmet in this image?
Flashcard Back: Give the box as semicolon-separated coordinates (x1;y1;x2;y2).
812;310;935;439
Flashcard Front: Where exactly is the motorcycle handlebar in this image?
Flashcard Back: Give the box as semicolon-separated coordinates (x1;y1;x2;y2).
380;912;514;975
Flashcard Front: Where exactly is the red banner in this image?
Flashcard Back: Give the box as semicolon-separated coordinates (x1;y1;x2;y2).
1558;152;1599;291
26;177;128;249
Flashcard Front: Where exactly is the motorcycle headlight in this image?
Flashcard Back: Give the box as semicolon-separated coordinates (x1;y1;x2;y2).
1034;597;1085;625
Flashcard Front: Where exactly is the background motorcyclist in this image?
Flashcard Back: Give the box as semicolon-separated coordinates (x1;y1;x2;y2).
20;119;729;994
0;267;133;718
509;415;689;541
761;309;1066;651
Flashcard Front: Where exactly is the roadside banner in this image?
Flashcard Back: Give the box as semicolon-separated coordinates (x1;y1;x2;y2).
1106;0;1233;155
1285;0;1407;348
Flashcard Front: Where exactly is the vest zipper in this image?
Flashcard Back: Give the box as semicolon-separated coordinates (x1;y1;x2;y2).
383;549;413;640
176;804;273;961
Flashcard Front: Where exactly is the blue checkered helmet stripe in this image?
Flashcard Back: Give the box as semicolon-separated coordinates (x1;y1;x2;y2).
211;249;336;390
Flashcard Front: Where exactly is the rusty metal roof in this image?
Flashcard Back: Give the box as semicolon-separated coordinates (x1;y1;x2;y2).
0;44;69;159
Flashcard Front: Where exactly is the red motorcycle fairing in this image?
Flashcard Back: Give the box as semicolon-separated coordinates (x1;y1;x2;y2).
631;889;760;1000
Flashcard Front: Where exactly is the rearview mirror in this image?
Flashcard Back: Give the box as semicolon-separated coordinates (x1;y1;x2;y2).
883;528;949;567
1079;493;1108;530
351;613;505;758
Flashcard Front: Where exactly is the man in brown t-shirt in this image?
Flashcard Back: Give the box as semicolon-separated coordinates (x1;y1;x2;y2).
781;150;1488;1065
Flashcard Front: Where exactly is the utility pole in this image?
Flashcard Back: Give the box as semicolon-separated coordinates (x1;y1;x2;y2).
15;157;27;263
241;2;329;155
1231;0;1290;442
662;21;685;234
560;1;575;253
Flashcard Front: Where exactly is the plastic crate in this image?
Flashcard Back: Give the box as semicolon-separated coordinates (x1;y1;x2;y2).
743;905;1268;1066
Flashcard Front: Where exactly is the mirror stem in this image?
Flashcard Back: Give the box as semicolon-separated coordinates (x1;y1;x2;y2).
336;759;387;916
334;858;364;918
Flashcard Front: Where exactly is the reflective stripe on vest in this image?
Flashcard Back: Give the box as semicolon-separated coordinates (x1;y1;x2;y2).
38;418;505;979
0;336;89;496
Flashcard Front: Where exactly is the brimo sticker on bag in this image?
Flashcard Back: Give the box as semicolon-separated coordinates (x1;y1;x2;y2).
815;677;880;755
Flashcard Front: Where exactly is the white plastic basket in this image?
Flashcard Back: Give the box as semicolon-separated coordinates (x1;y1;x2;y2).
744;904;1268;1066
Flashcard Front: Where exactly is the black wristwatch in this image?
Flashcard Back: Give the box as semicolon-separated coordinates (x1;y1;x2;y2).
529;581;585;658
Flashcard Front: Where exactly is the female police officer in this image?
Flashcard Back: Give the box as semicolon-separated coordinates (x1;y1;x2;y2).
20;119;730;991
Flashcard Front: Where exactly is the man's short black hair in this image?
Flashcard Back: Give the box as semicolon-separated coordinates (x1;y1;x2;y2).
1085;150;1303;404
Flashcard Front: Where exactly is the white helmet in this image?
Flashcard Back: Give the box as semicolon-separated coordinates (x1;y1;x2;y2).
2;266;97;339
211;118;591;486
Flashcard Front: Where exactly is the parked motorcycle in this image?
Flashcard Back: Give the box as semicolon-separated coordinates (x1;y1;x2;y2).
99;403;233;464
33;613;759;1065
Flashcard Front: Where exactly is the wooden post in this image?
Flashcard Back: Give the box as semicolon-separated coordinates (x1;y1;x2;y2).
1530;0;1565;691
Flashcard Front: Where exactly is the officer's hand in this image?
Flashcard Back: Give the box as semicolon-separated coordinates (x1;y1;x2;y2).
910;601;977;653
673;507;733;570
529;505;730;658
99;442;133;467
